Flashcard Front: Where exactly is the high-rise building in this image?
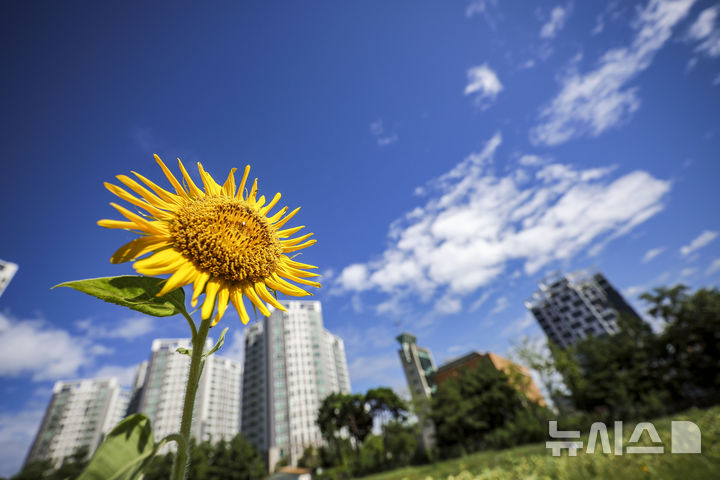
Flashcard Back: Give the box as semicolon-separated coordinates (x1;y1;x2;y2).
0;259;18;298
241;300;350;469
525;270;640;348
132;338;242;445
25;378;129;467
396;333;436;450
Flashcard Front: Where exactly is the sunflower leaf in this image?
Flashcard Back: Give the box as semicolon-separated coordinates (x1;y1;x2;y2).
77;414;155;480
176;347;192;356
53;276;187;317
203;327;228;359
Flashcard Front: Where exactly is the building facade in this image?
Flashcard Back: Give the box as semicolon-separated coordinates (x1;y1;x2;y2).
241;300;350;469
25;378;128;467
0;259;18;298
396;332;436;450
131;338;242;445
525;270;640;348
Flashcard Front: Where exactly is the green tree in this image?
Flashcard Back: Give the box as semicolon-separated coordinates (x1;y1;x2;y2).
430;365;526;454
317;393;372;457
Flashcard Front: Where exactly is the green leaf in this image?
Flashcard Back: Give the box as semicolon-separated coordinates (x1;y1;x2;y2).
176;347;192;356
54;276;187;317
203;327;229;359
78;414;155;480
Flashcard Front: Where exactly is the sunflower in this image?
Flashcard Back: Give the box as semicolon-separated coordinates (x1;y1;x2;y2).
99;155;320;326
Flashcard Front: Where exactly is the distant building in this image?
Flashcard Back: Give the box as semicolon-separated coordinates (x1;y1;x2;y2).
0;259;18;298
242;300;350;470
433;351;545;405
131;338;242;445
396;333;436;451
25;378;128;468
525;270;640;348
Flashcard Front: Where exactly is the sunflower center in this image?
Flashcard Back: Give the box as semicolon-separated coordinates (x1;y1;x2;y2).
170;196;282;283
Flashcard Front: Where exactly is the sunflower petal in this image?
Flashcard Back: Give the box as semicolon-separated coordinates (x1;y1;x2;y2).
154;154;189;199
222;168;237;197
198;162;222;196
110;235;169;264
158;262;197;297
254;282;286;311
201;278;221;320
259;192;281;216
177;158;205;198
230;288;250;325
282;239;317;253
242;283;271;317
128;173;184;206
104;183;173;220
236;165;251;200
276;225;304;238
98;219;141;230
212;283;231;326
271;207;300;228
267;273;311;297
248;178;258;203
109;203;168;235
191;272;210;308
280;233;314;247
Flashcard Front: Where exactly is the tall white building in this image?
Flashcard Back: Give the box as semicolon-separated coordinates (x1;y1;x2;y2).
25;378;129;467
242;300;350;469
132;338;242;445
525;270;640;348
0;259;18;298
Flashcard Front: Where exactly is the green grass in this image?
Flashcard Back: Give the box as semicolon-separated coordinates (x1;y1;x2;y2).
358;406;720;480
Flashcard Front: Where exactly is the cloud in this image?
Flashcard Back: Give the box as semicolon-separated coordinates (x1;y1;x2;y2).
686;6;720;58
706;258;720;276
0;406;46;477
680;267;697;278
334;133;670;319
0;312;110;381
680;230;718;256
369;119;398;147
490;296;510;315
91;364;139;388
77;316;156;340
464;64;503;109
642;247;666;262
531;0;694;145
465;0;500;27
540;6;569;39
501;312;536;337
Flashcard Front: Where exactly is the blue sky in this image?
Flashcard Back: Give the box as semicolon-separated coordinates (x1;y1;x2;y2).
1;0;720;475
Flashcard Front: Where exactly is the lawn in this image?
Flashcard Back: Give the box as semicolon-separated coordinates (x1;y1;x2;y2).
359;406;720;480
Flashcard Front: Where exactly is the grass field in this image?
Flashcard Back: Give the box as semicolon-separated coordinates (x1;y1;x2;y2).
359;406;720;480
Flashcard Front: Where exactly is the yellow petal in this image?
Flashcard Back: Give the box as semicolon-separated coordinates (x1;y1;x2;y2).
128;172;184;206
277;271;322;288
191;272;210;308
247;178;258;203
222;168;237;197
236;165;251;200
109;203;168;235
259;192;281;216
254;195;266;209
284;258;318;270
242;283;271;317
230;288;250;325
271;207;299;228
110;235;169;264
104;183;173;220
158;262;197;297
282;239;317;253
276;225;304;238
280;232;314;247
254;281;286;311
133;248;184;270
154;154;189;199
198;162;222;196
212;284;231;326
201;278;221;320
277;262;320;278
98;219;141;231
267;273;311;297
134;255;187;276
177;158;205;199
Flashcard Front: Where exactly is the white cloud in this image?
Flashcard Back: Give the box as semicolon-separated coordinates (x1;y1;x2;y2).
680;267;697;278
706;258;720;276
91;364;139;388
501;312;535;337
642;246;666;262
0;312;109;381
531;0;695;145
490;296;510;314
0;406;46;477
77;316;156;340
369;119;398;147
469;291;492;312
335;133;670;319
687;6;720;57
519;154;547;166
464;64;503;109
680;230;718;256
540;6;569;39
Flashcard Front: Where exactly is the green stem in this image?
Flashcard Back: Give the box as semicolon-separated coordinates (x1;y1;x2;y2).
171;311;211;480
